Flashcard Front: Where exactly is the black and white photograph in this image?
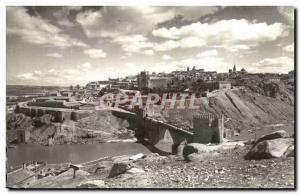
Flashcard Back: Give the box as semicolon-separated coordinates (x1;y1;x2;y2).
5;5;295;189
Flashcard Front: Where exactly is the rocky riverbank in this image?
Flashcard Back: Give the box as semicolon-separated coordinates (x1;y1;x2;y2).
22;130;294;189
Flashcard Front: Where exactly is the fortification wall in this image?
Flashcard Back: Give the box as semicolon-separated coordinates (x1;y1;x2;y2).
16;102;92;123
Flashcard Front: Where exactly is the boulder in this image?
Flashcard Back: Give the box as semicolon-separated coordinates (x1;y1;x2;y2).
284;145;294;157
129;153;145;161
126;167;145;174
183;143;220;161
254;130;287;146
245;138;293;160
108;156;133;178
92;161;113;177
77;180;105;188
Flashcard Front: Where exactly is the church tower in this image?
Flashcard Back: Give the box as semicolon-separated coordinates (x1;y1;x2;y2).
233;64;236;73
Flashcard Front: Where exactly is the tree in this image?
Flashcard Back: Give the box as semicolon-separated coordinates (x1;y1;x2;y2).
70;85;73;90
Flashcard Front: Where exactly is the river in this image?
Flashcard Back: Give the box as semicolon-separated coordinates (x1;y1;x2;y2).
7;142;154;169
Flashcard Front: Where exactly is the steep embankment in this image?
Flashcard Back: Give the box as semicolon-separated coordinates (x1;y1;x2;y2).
207;88;293;126
165;87;294;138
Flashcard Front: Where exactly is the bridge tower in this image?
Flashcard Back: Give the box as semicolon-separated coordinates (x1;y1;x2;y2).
193;112;224;144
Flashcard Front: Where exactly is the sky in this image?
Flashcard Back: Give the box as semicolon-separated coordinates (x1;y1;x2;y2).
6;6;294;86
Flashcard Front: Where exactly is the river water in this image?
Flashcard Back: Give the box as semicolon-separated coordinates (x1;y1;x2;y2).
7;142;153;169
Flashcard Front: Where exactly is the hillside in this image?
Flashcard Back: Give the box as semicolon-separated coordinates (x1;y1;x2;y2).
165;87;294;140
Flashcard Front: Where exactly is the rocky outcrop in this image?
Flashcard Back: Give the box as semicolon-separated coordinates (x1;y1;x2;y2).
6;113;33;131
127;168;145;174
108;156;134;178
33;114;54;126
248;82;294;105
129;153;145;161
107;154;149;178
254;130;288;145
7;110;135;146
245;138;294;160
285;145;294;157
183;142;245;162
183;143;220;159
77;180;105;188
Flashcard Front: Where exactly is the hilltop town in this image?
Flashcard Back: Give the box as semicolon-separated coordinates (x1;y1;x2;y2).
84;65;294;97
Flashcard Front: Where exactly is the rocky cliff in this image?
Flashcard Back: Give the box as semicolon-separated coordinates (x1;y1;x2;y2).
6;110;133;145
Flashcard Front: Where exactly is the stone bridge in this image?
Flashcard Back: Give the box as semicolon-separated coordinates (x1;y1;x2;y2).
112;108;224;155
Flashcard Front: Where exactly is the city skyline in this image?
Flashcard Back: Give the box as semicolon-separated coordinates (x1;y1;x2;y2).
7;6;294;86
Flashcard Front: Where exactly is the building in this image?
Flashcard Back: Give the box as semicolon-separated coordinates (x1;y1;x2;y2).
111;81;131;90
28;96;80;109
148;77;170;89
137;71;149;90
85;81;99;90
233;64;236;73
137;71;171;91
60;90;72;97
240;68;247;74
192;81;231;93
47;90;60;96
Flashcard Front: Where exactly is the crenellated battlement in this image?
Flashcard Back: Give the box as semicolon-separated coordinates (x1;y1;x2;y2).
193;112;223;120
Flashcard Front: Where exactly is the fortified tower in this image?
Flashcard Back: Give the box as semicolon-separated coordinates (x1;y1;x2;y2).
193;112;224;144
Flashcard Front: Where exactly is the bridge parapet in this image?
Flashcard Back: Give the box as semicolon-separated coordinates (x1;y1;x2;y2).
112;108;224;155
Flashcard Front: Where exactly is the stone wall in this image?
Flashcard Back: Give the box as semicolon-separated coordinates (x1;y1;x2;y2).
16;103;91;123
